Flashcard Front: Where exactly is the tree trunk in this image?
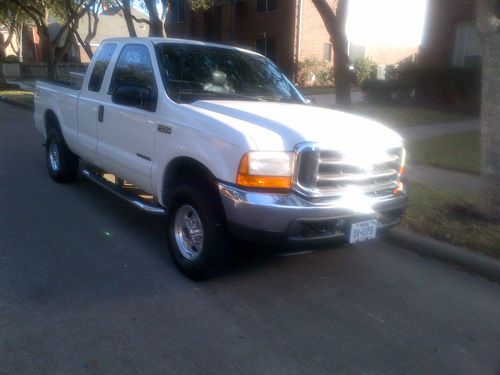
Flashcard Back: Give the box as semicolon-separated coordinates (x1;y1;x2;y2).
332;0;351;107
311;0;351;107
47;45;58;81
0;64;7;88
144;0;164;37
477;0;500;220
148;18;164;37
122;0;137;37
478;35;500;219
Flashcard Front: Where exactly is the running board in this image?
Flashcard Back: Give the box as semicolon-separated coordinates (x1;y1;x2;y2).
81;169;165;215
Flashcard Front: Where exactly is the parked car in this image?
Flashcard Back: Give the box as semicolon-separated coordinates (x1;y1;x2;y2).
34;37;408;279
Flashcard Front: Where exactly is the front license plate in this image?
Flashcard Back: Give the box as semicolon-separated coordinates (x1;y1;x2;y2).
349;219;378;244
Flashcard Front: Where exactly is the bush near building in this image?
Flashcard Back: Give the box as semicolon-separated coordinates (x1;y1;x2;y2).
296;58;334;87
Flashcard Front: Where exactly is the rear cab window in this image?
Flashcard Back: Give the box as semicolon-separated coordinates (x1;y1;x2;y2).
88;43;117;92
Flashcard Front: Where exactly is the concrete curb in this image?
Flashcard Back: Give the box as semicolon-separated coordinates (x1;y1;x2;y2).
385;227;500;283
0;96;33;111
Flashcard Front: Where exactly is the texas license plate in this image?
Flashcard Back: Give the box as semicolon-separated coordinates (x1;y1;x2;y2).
349;219;378;244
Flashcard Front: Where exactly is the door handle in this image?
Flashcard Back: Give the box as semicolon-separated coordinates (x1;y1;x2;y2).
98;105;104;123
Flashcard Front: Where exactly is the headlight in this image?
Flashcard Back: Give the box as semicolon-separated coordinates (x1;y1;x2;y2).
236;151;293;189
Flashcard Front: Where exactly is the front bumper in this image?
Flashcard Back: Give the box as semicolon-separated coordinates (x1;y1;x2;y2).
218;182;408;246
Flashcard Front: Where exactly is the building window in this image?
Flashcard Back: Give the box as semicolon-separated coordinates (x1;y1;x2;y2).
257;0;277;13
348;43;367;62
453;21;481;68
323;43;332;62
256;38;276;61
168;0;185;23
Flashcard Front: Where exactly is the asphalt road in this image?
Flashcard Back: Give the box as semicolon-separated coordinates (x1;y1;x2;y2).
1;102;499;375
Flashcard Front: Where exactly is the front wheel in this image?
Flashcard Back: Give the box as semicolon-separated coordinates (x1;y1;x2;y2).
45;128;79;183
167;183;230;279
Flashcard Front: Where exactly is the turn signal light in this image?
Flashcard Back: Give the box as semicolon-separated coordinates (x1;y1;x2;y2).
236;154;292;189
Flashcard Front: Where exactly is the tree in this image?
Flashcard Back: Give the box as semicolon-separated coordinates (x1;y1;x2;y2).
120;0;138;37
311;0;351;107
72;0;102;59
6;0;90;80
0;2;26;86
115;0;212;38
476;0;500;220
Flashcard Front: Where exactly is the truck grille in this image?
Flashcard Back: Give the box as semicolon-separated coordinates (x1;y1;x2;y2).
295;144;404;198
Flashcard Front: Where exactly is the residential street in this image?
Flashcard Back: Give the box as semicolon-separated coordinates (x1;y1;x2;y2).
1;102;499;374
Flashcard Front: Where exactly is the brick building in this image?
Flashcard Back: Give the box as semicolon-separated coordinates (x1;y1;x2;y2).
167;0;417;79
417;0;480;110
168;0;336;76
419;0;480;68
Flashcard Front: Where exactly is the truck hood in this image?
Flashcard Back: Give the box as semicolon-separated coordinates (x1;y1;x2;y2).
185;100;403;151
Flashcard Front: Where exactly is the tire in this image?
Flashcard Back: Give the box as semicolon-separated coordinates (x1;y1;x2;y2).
45;128;79;183
167;181;230;280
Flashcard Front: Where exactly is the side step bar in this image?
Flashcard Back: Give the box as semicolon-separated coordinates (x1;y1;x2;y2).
81;168;165;215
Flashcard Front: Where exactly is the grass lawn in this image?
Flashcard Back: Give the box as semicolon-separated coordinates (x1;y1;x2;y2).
0;89;34;107
339;102;470;128
407;130;480;175
402;182;500;259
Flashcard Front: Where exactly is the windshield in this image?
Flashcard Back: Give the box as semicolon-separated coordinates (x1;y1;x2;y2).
156;43;305;104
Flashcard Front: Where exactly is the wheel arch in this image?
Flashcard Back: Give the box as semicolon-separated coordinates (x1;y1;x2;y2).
44;109;63;136
161;156;220;207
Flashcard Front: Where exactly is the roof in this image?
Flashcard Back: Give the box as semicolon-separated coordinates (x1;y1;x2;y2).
77;7;149;45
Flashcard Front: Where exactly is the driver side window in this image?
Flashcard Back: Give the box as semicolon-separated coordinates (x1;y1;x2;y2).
108;44;157;111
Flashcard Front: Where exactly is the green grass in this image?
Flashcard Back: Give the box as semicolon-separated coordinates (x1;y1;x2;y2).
402;182;500;258
407;130;480;175
339;102;470;128
0;89;34;107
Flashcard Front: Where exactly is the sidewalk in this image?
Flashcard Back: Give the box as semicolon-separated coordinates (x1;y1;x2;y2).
406;163;480;195
397;119;480;194
389;118;499;282
395;119;479;141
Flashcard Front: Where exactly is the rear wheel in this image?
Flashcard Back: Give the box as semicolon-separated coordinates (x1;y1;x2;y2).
167;181;230;279
46;128;79;183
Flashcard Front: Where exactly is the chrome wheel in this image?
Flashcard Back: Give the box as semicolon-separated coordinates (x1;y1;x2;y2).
174;205;204;260
48;139;60;172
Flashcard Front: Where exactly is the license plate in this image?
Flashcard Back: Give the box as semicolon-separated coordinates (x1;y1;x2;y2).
349;219;378;244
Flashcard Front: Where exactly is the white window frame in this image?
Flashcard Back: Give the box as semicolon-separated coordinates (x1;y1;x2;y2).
452;21;481;68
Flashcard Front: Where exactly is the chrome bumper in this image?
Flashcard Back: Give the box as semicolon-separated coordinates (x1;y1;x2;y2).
218;182;408;244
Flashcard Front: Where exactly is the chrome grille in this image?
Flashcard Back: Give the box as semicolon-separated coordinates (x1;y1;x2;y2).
295;144;404;198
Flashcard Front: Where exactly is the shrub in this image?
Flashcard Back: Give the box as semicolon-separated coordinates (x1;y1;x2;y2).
296;59;334;87
361;60;418;103
415;67;481;113
353;57;376;84
362;78;414;103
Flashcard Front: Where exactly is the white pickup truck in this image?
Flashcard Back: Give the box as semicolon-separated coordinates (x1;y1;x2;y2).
35;37;408;278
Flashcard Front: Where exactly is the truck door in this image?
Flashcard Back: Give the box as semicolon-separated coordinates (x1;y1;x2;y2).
77;43;117;160
96;43;158;192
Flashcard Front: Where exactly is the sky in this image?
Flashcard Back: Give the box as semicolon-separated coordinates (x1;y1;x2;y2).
346;0;429;47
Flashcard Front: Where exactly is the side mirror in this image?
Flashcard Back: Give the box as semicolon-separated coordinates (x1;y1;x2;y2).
112;83;154;111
